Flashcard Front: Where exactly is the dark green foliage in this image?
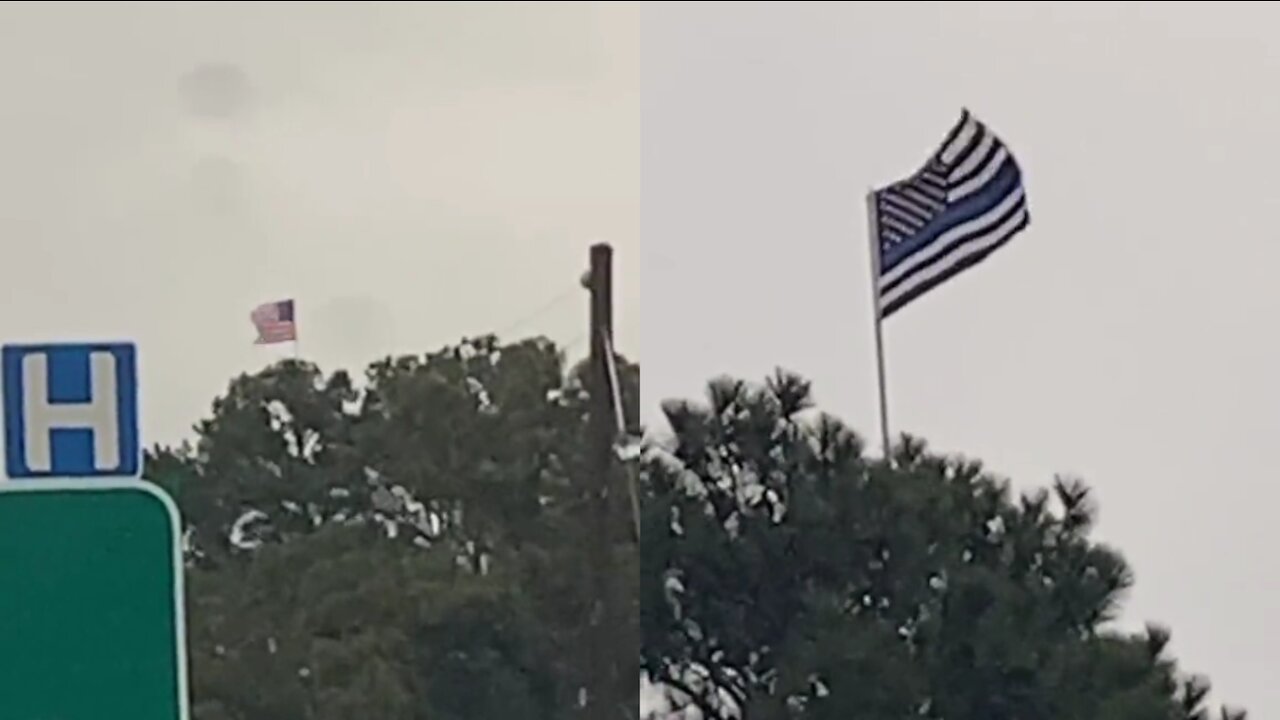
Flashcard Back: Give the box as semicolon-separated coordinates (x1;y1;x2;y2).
641;370;1245;720
145;335;639;720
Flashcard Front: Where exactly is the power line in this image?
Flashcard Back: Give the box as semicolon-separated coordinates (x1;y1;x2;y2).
494;285;580;340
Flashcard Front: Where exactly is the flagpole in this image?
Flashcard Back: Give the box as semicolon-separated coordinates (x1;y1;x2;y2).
603;333;641;540
865;190;893;465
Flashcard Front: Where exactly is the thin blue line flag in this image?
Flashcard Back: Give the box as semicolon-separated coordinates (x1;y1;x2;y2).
871;109;1030;318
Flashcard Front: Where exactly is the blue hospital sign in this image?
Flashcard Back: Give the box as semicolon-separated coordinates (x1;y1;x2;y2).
2;343;139;478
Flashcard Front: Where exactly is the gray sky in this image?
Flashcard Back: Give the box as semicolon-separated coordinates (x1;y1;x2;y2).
643;1;1278;716
0;1;637;448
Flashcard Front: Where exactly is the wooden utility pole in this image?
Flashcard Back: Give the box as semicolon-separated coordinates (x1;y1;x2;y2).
585;242;619;719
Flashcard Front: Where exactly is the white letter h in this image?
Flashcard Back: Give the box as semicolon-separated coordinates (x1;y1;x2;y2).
22;352;120;472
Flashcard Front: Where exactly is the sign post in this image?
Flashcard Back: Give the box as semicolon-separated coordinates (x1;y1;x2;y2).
0;342;188;720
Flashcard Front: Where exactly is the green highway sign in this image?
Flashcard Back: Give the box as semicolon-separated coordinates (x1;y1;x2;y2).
0;480;188;720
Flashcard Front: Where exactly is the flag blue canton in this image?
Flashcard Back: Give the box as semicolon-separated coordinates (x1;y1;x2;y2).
872;109;1030;318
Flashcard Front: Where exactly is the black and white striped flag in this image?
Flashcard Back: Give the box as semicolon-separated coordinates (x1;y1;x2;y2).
871;109;1030;318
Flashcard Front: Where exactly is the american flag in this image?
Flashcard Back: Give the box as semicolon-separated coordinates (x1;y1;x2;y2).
250;299;297;344
871;109;1030;318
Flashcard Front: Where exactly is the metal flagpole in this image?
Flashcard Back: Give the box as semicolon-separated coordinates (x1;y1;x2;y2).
865;190;893;465
292;301;300;360
603;333;641;540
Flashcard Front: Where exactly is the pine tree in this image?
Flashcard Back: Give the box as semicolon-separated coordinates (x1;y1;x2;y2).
640;370;1245;720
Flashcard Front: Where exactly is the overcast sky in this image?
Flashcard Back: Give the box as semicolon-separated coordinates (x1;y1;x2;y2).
642;2;1280;716
5;1;1277;717
0;1;637;448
